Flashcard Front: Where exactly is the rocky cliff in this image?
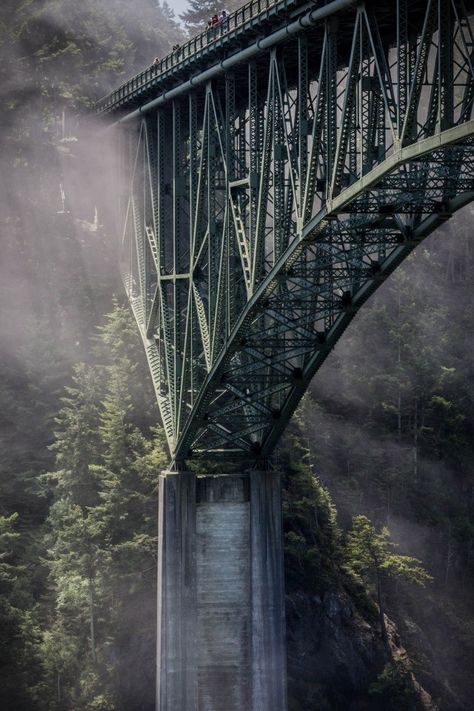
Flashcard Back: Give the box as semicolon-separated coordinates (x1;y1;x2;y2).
287;589;435;711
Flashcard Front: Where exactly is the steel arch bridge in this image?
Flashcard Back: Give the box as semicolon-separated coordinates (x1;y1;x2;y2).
99;0;474;465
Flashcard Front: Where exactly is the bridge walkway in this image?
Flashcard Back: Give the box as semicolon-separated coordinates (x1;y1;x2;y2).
97;0;308;115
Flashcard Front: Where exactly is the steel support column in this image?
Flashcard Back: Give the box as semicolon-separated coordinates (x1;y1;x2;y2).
102;4;474;710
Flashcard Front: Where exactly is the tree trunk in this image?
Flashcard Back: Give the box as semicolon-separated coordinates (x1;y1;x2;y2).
89;576;97;664
376;571;389;649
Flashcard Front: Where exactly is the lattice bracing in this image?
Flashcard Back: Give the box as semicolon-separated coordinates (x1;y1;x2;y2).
108;0;474;463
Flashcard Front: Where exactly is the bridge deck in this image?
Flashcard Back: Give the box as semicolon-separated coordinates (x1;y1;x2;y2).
97;0;432;118
103;0;474;461
96;0;312;115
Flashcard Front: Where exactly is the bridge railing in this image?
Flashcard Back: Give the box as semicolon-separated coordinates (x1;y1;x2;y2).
96;0;300;114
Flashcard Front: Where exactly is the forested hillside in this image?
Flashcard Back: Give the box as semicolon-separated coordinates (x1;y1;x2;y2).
1;1;473;710
301;218;474;709
0;2;181;708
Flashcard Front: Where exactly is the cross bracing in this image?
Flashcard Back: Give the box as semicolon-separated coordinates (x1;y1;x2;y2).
105;0;474;463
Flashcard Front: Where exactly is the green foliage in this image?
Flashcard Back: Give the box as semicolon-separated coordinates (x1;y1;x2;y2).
1;0;474;707
48;364;102;507
299;228;474;704
0;5;176;697
369;656;425;710
180;0;243;33
1;0;184;116
0;513;43;710
345;515;432;588
41;302;167;709
280;426;343;595
344;514;431;642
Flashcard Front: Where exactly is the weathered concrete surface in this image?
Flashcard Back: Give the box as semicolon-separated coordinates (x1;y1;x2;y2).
156;470;287;711
156;471;197;710
250;470;287;710
196;476;250;711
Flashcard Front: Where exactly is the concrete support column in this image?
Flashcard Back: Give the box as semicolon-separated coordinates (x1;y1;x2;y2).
250;470;287;710
156;469;287;711
156;471;197;709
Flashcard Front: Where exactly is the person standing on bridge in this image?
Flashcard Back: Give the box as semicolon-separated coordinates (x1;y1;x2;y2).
220;10;228;32
211;13;219;37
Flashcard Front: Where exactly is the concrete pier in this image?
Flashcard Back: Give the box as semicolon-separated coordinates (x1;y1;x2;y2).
156;470;287;711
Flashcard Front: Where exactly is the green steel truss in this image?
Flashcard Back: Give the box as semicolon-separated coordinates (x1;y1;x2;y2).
111;0;474;463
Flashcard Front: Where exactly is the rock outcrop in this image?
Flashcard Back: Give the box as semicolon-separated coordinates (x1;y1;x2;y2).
286;589;436;711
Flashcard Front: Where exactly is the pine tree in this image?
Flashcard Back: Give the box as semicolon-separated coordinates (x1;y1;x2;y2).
345;515;432;645
42;360;111;709
180;0;222;32
91;303;166;709
180;0;242;34
0;513;43;710
48;364;103;508
43;302;167;709
279;423;342;595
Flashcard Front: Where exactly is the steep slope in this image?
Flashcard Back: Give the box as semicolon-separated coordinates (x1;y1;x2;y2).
300;212;474;710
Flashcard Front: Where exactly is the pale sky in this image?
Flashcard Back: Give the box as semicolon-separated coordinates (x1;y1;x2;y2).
167;0;190;21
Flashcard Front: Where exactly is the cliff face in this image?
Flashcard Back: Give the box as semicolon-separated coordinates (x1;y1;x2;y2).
385;584;474;711
280;435;435;711
286;589;435;711
287;590;386;710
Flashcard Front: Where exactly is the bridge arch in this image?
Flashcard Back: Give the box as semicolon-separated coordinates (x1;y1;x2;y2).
100;0;474;464
176;125;474;461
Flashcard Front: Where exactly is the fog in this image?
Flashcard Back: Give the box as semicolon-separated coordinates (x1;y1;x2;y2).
2;1;474;708
0;1;185;369
299;209;474;709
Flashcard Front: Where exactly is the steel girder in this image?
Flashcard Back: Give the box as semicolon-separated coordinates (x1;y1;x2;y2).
116;0;474;463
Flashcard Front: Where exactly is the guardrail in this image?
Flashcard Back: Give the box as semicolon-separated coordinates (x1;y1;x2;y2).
96;0;300;114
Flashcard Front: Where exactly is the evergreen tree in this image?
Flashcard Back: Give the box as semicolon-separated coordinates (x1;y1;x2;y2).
42;361;111;709
345;515;432;645
278;416;343;595
181;0;222;32
48;364;103;508
0;513;43;711
2;0;474;706
180;0;242;34
43;303;167;709
91;304;166;709
369;655;426;711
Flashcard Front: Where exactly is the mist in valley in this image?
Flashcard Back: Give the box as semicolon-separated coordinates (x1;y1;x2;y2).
300;211;474;709
1;1;474;710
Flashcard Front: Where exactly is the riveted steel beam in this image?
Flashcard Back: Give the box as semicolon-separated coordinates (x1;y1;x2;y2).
110;0;474;463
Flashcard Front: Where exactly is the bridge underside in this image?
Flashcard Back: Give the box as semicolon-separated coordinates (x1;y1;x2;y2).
111;0;474;464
